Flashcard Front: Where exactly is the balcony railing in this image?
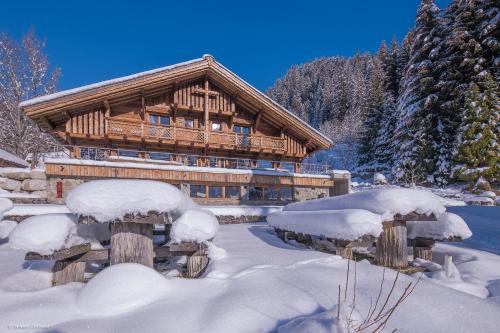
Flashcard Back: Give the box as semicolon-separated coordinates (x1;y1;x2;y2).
106;119;285;150
37;145;331;175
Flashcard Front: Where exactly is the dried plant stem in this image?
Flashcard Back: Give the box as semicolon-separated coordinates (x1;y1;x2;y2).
344;259;350;302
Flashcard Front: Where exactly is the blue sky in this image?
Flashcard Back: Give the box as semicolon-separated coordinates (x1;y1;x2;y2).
1;0;450;92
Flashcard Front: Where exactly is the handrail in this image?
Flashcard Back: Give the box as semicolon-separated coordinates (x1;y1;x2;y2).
37;144;331;175
106;119;284;149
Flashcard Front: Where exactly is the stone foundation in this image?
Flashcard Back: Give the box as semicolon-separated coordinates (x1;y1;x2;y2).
216;215;267;224
294;187;329;201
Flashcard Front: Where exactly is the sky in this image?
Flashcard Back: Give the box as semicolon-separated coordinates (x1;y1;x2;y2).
0;0;450;92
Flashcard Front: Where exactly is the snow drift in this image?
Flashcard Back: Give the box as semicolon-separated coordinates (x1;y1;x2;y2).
170;208;219;243
0;198;13;220
284;188;446;220
407;212;472;240
77;263;169;316
267;209;383;240
66;179;196;222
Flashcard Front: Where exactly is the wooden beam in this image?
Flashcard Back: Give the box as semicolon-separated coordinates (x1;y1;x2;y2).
103;99;111;117
254;108;265;132
204;77;209;144
40;116;54;130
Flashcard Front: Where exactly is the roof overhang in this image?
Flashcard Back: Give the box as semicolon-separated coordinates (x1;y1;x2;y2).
20;55;332;151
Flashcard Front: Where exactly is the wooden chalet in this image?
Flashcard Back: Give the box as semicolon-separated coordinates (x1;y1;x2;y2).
21;55;348;204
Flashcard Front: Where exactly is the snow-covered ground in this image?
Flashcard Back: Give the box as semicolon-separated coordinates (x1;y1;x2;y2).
0;220;499;332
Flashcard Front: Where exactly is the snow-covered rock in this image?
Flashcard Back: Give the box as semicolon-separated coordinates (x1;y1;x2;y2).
267;209;383;240
21;179;47;191
480;191;496;199
66;179;196;223
474;177;491;192
465;196;495;206
0;177;21;191
0;168;31;180
373;172;388;185
0;220;17;238
8;214;79;255
77;263;169;316
0;198;13;220
407;212;472;240
284;188;446;221
170;208;219;243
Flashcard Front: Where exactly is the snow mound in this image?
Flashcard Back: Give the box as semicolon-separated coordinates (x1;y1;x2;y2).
284;188;446;221
0;220;18;238
373;172;387;185
170;208;219;243
267;209;383;240
66;179;196;222
77;263;169;316
407;212;472;240
0;198;13;220
9;214;78;255
277;308;348;333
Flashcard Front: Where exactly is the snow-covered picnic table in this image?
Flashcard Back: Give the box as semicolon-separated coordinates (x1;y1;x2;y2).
9;180;219;285
268;188;472;268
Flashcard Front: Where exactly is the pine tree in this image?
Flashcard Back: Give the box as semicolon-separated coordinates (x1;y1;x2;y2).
393;0;443;184
452;76;499;185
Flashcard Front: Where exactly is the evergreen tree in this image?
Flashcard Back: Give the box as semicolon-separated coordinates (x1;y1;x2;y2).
453;77;499;185
393;0;443;184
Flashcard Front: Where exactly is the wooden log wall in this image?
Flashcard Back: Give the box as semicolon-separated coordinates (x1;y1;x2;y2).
173;80;205;109
66;109;105;135
283;133;305;156
208;82;233;112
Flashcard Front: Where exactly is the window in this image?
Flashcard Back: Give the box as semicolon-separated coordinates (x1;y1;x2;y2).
258;160;273;169
211;122;221;131
149;114;170;126
249;186;264;200
80;147;107;161
233;125;250;134
265;187;279;200
184;118;194;128
118;149;139;158
190;185;206;198
226;186;240;199
209;186;223;198
280;187;293;201
149;152;172;161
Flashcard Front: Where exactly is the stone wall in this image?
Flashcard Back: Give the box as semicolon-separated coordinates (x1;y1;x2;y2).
46;178;85;204
293;186;329;202
216;215;267;224
0;168;48;203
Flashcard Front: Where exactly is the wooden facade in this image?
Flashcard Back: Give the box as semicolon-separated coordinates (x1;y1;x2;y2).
22;56;337;204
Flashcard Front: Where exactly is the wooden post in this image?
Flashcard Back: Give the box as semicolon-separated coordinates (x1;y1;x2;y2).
110;222;154;267
375;220;408;268
185;251;209;278
413;237;435;261
52;260;86;286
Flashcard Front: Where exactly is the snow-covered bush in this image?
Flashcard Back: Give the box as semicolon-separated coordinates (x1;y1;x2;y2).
0;198;13;220
170;208;219;243
373;172;388;185
77;263;169;316
284;188;445;221
267;209;382;240
66;179;196;223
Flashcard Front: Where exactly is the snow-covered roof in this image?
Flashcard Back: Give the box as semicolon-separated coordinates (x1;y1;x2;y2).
0;149;29;168
19;55;331;149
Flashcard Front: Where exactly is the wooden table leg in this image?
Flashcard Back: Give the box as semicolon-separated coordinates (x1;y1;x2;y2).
52;259;86;286
185;251;209;278
376;220;408;268
413;237;435;261
110;222;154;267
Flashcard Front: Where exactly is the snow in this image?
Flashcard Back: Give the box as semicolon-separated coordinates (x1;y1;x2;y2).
0;220;17;238
4;204;71;217
19;57;205;107
267;209;383;240
170;208;219;243
373;172;387;184
284;188;446;221
77;263;170;316
407;212;472;240
45;158;331;178
0;149;28;167
66;179;195;222
205;205;283;217
276;307;347;333
0;221;500;332
0;198;13;220
481;191;496;199
9;214;79;255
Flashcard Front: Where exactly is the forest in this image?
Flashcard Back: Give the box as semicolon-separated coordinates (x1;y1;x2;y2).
268;0;498;186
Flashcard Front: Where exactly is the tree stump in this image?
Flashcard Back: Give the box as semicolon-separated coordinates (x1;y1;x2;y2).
413;237;435;261
185;251;209;278
52;260;86;286
110;222;154;267
376;220;408;268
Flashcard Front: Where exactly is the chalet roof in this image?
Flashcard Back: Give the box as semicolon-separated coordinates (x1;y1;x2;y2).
20;55;332;150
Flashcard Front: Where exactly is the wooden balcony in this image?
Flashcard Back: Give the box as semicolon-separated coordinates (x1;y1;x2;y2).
105;119;285;151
